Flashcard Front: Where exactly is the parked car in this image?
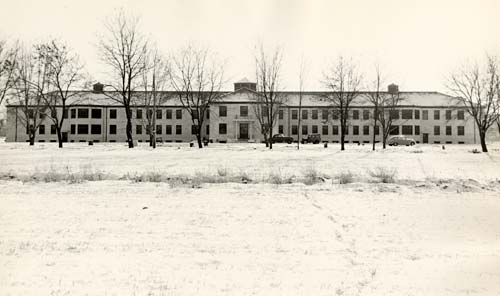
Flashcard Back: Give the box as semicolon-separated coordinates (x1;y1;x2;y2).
270;133;293;144
388;135;416;146
301;134;321;144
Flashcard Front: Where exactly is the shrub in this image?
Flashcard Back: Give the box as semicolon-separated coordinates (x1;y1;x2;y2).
338;171;354;184
369;167;397;183
268;169;294;185
303;166;325;185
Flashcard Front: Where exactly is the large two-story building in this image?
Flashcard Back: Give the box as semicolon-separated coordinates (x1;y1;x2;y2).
5;79;479;145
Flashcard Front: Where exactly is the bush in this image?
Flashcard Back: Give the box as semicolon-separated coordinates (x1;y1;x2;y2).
303;166;325;185
268;169;294;185
338;171;354;184
369;167;397;183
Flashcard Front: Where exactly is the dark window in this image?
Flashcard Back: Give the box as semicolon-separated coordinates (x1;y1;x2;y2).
70;124;75;135
166;125;172;135
219;106;227;117
78;108;89;118
352;110;359;120
136;125;142;135
191;125;198;134
109;109;117;119
27;109;34;119
363;125;369;135
322;109;328;120
312;110;318;120
166;109;172;119
457;110;464;120
343;126;349;135
363;110;370;120
292;110;298;120
206;124;210;135
279;109;284;120
322;125;328;135
422;110;428;120
457;126;464;136
218;123;226;134
414;125;420;135
71;109;76;119
136;109;142;119
414;110;420;120
110;125;117;134
279;125;284;134
91;109;102;119
434;110;440;120
332;110;339;120
206;111;210;119
374;125;380;135
146;125;151;135
292;125;298;135
332;126;339;135
402;110;413;120
50;109;57;118
389;125;399;135
51;124;56;135
402;125;412;135
176;109;182;119
446;126;452;135
240;106;248;117
312;125;318;134
302;125;308;135
434;125;440;135
147;110;153;120
77;124;88;134
175;125;182;135
192;109;199;120
91;124;101;135
39;125;45;135
445;110;452;120
156;109;162;120
389;110;399;120
302;109;308;120
156;125;162;135
63;109;68;119
353;126;359;135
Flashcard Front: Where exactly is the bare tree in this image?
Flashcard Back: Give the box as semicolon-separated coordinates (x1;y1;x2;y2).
322;56;363;151
447;55;500;152
297;55;307;149
97;9;149;148
378;87;405;149
35;40;86;148
254;44;287;149
168;45;225;148
0;39;19;106
365;64;385;150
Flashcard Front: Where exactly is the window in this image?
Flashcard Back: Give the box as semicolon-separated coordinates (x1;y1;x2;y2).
50;109;57;118
389;110;399;120
109;109;117;119
414;125;420;135
71;109;76;119
191;125;198;134
39;125;45;135
91;124;101;135
332;110;339;120
77;124;88;134
434;110;440;120
136;109;142;119
64;110;70;119
374;125;380;135
312;110;318;120
402;110;413;120
322;109;328;120
166;125;172;135
363;110;370;120
302;125;308;135
78;108;89;118
353;126;359;135
446;126;452;136
136;125;142;135
156;109;162;120
219;106;227;117
389;125;399;135
292;110;298;120
70;124;75;135
91;109;102;119
363;125;369;135
176;125;182;134
292;125;298;135
302;109;308;120
332;126;339;135
110;125;117;134
156;125;162;135
414;110;420;120
322;125;328;135
422;110;428;120
192;110;199;120
279;109;284;120
312;125;318;134
352;110;359;120
218;123;227;134
279;125;284;134
176;109;182;119
206;110;210;119
457;126;464;136
446;110;452;120
146;126;151;135
206;124;210;135
27;109;34;119
240;106;248;117
166;109;172;119
457;110;464;120
402;125;412;135
343;126;348;135
434;125;440;135
51;124;56;135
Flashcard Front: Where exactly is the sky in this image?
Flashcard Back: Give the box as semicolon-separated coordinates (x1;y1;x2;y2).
1;0;499;93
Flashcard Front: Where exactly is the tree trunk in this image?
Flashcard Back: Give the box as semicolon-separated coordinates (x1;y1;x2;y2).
382;135;387;149
126;116;134;148
197;132;203;149
340;130;345;151
149;134;154;147
479;130;488;152
372;123;377;151
29;133;35;146
57;127;63;148
264;133;269;147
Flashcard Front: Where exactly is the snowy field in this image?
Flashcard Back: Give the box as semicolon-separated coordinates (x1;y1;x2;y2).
1;140;500;295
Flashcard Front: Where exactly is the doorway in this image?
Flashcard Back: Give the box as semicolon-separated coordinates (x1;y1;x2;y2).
423;133;428;144
239;123;249;140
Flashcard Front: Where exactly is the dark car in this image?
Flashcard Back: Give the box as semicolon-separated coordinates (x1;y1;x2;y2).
301;134;321;144
270;133;293;144
387;135;416;146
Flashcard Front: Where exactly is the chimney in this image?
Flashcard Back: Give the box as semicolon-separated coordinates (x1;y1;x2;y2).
93;82;104;93
388;83;399;94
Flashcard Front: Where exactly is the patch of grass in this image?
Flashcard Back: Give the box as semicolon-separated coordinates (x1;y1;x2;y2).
268;169;294;185
302;166;326;185
368;167;397;183
338;171;354;184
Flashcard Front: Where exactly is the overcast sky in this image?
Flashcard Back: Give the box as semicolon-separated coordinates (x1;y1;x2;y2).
1;0;499;93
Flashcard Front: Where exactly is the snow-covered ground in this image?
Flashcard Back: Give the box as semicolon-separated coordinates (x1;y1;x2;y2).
1;141;500;295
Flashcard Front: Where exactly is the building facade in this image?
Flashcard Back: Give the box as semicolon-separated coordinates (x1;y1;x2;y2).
5;80;479;145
